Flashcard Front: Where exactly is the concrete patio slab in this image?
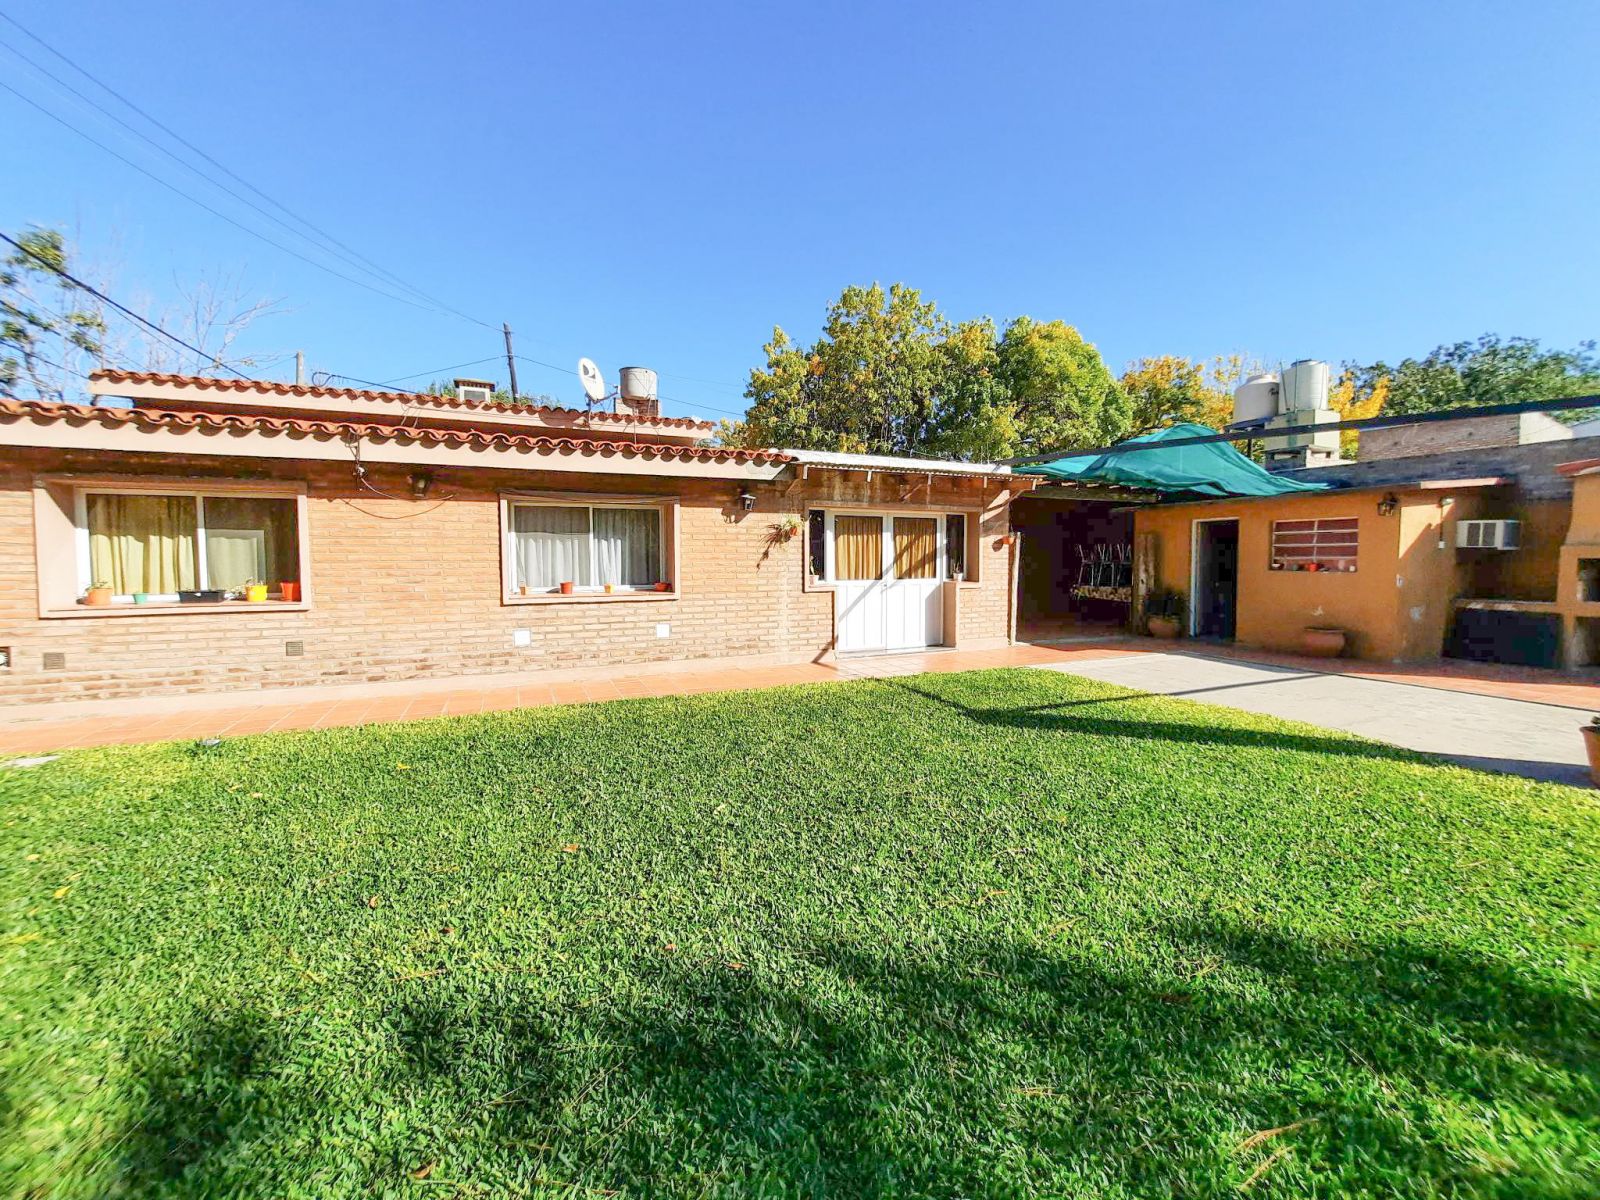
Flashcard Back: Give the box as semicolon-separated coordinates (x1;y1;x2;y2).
1043;650;1593;786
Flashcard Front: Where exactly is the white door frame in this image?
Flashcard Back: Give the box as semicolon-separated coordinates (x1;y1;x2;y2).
824;509;949;652
1189;517;1239;638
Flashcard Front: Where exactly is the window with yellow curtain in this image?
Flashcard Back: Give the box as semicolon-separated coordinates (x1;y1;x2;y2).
84;491;300;596
833;516;884;581
203;497;297;591
87;494;198;594
893;517;938;579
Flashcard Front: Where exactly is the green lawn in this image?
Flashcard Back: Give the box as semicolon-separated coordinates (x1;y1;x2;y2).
2;668;1597;1199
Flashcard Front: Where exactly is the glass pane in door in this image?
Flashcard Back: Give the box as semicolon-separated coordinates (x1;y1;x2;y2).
834;516;884;580
892;517;938;579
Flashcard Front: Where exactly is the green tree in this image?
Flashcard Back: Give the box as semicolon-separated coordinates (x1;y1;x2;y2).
1348;334;1600;419
725;285;1129;459
731;283;948;455
1121;355;1209;435
995;317;1130;455
1;227;105;401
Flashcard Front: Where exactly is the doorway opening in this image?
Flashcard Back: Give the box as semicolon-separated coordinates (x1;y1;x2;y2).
1191;519;1239;640
1011;492;1137;642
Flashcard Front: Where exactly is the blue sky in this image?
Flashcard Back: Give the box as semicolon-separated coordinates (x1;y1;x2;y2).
6;0;1598;421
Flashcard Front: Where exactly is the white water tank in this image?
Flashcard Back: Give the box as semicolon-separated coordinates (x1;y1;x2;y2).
1232;372;1280;424
619;366;658;404
1280;359;1330;412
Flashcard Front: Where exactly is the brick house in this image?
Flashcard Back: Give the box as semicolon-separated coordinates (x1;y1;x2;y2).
0;371;1027;705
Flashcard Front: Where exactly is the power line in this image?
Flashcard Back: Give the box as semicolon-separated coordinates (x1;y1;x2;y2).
0;78;488;327
1;229;256;380
509;354;745;419
0;33;440;310
0;10;496;331
379;356;504;386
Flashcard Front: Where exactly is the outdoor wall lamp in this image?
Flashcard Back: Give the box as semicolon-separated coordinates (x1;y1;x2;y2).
1377;493;1398;517
409;471;434;500
736;485;756;512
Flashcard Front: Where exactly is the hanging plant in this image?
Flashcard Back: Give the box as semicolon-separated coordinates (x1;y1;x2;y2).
771;514;803;543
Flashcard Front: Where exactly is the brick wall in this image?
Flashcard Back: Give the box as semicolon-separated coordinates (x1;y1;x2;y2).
1356;412;1573;463
0;451;1015;705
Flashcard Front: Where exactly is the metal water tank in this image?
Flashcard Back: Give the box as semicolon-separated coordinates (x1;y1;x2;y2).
1280;360;1330;412
1232;372;1279;424
619;366;658;404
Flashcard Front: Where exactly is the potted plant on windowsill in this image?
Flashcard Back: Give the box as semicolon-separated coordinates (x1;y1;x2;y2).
1581;716;1600;787
558;581;575;595
1143;587;1184;638
132;591;153;605
83;580;113;607
243;579;269;603
280;581;301;602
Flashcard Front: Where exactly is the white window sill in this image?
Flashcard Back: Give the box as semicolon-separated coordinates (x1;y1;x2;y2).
43;601;310;619
503;591;679;605
804;579;978;592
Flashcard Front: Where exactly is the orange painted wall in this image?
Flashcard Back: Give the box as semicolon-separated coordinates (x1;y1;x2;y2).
1459;495;1567;602
1393;492;1487;660
1556;473;1600;666
1136;484;1571;663
1136;491;1405;660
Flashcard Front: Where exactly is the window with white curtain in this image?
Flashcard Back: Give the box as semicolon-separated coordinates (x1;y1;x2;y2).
509;501;665;592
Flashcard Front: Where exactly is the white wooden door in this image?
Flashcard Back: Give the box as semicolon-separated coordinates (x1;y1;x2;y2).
828;513;943;653
886;516;942;650
832;514;889;653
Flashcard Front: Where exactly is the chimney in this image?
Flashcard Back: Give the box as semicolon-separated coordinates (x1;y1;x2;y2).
453;377;495;404
617;366;660;419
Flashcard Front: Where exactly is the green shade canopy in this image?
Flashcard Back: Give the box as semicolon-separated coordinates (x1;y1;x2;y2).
1015;423;1330;497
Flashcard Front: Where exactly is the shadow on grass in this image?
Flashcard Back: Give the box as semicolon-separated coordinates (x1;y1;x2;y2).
103;919;1599;1197
885;675;1453;767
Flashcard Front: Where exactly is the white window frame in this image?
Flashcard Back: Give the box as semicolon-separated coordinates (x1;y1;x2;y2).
1267;515;1360;574
500;493;678;603
819;510;949;584
70;481;308;605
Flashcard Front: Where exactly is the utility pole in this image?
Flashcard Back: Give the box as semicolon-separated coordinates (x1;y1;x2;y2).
503;323;519;402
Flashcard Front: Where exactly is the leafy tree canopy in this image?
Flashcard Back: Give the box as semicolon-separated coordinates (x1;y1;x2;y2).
1345;334;1600;419
1121;354;1252;436
723;284;1129;460
2;227;105;401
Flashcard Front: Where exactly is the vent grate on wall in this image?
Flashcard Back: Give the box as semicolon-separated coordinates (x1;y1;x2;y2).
42;652;66;671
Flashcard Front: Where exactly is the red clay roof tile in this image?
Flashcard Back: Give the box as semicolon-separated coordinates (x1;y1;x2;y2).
89;369;715;431
0;399;789;464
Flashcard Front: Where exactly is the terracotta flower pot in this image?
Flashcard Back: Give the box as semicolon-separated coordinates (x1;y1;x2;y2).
84;586;113;607
1147;615;1180;639
654;581;670;592
1302;627;1346;658
604;583;616;594
559;581;575;595
280;582;301;602
1581;725;1600;787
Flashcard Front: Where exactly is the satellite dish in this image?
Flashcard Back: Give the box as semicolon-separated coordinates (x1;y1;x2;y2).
577;357;606;404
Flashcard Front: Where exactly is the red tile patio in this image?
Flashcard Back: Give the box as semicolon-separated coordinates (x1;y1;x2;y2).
0;643;1139;755
2;638;1593;757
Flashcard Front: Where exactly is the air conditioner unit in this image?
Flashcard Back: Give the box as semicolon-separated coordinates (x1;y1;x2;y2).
1456;519;1521;550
